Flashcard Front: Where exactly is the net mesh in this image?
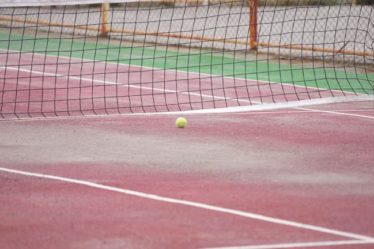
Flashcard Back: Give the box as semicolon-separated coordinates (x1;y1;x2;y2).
0;0;373;119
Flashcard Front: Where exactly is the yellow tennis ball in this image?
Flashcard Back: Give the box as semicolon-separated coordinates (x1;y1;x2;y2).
176;117;187;128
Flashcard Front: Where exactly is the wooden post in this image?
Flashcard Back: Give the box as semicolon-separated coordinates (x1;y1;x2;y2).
100;2;110;37
249;0;258;50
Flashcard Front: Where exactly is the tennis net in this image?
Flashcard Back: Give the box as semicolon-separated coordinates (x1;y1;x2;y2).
0;0;373;119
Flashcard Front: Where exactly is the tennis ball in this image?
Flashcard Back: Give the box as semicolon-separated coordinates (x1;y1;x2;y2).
176;117;187;128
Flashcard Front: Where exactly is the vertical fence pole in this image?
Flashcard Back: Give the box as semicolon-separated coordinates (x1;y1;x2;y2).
249;0;258;50
100;2;110;37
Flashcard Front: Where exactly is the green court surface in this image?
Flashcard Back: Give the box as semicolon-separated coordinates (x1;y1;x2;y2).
1;31;373;94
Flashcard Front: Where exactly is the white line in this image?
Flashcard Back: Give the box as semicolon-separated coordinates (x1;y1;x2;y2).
296;106;374;120
204;239;374;249
233;109;374;115
0;167;373;241
0;66;246;103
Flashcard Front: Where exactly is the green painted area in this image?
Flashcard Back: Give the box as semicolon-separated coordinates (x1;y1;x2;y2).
1;31;373;94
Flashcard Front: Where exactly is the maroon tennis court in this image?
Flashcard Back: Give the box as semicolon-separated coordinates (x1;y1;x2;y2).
1;0;374;248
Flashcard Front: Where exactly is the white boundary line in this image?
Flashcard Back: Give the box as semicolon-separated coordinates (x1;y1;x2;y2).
1;166;373;242
296;106;374;120
0;66;239;102
233;109;374;115
203;239;374;249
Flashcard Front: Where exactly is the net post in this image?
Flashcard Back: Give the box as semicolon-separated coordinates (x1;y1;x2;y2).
100;2;110;37
249;0;258;50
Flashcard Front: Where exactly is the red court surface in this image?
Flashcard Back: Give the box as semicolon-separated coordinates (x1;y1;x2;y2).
1;100;374;249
